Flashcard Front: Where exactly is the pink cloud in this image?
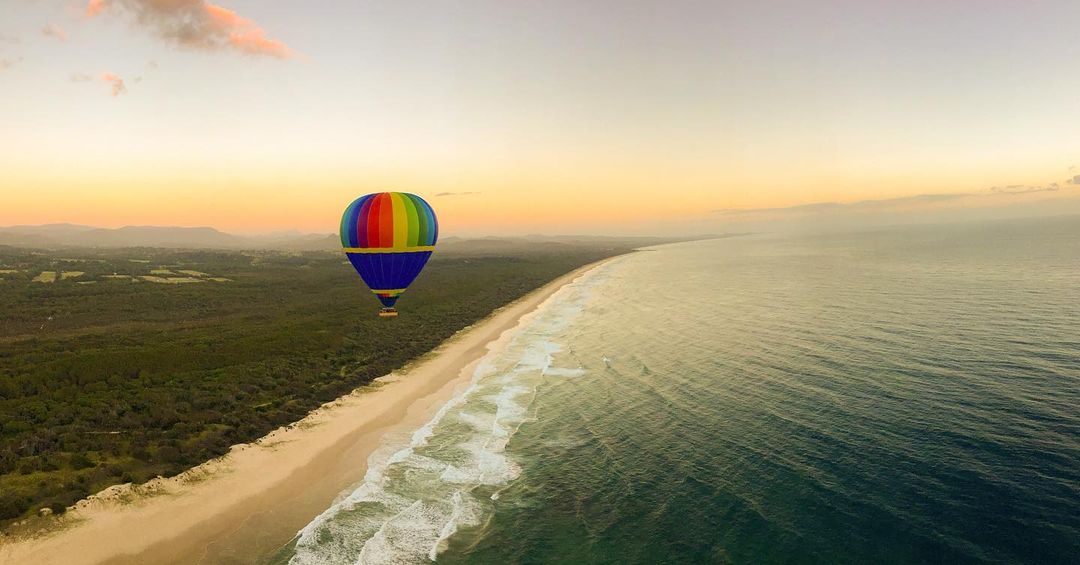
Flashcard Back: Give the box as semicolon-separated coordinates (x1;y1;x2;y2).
100;72;127;96
75;72;127;95
86;0;106;17
99;72;127;96
205;5;291;58
85;0;293;59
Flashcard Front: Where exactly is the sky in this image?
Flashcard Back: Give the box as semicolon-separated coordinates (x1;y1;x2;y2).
2;0;1080;236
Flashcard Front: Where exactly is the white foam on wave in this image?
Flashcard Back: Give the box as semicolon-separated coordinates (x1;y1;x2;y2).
287;262;620;565
430;491;480;561
544;367;587;378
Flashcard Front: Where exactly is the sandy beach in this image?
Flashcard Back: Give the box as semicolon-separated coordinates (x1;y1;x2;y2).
0;260;611;565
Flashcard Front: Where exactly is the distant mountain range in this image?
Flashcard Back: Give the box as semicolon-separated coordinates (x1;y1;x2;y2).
0;223;339;250
0;224;716;251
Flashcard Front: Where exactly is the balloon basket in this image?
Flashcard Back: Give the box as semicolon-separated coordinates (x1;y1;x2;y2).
378;308;399;318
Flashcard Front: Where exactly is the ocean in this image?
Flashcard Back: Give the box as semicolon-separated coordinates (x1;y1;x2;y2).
277;217;1080;564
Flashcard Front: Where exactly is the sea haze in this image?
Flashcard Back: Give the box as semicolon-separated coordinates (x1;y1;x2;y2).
284;216;1080;564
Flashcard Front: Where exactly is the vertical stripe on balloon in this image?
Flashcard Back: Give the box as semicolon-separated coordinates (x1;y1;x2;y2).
391;192;409;248
355;195;372;247
377;193;393;247
419;193;437;245
365;194;382;247
339;197;357;247
407;193;427;245
403;194;420;246
348;194;373;247
412;194;434;245
420;195;438;245
339;200;355;247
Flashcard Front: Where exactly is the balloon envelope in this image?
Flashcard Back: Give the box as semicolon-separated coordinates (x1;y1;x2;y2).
340;192;438;308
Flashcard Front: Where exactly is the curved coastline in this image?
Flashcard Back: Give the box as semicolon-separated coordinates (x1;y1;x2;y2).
0;257;621;565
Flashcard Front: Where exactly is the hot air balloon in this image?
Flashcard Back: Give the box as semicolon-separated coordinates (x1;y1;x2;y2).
340;192;438;317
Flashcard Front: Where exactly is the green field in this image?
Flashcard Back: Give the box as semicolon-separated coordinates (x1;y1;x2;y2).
0;239;661;524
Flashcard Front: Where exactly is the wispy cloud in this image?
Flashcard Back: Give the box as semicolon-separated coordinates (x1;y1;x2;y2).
435;191;482;197
988;184;1059;195
130;60;159;83
100;72;127;96
86;0;294;59
42;23;68;41
86;0;107;17
715;166;1080;221
72;72;128;96
0;32;20;71
713;193;968;217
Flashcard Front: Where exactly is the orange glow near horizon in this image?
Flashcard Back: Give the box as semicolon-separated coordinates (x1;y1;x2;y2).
3;135;1077;234
4;158;1076;235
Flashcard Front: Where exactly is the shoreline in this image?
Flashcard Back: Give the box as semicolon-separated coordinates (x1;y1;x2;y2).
0;258;619;565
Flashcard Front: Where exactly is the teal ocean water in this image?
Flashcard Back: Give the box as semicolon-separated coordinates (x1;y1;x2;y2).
281;218;1080;564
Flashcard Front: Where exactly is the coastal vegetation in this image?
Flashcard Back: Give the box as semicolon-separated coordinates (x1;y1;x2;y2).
0;239;661;525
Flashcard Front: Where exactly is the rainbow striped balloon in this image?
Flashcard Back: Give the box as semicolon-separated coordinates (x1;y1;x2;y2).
340;192;438;309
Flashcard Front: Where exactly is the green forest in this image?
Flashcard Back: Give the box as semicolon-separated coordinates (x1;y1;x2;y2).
0;239;653;525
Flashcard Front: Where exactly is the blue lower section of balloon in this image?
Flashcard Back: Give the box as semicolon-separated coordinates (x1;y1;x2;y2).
346;250;433;306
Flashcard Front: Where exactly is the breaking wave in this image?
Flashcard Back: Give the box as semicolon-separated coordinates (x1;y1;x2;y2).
285;264;613;564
